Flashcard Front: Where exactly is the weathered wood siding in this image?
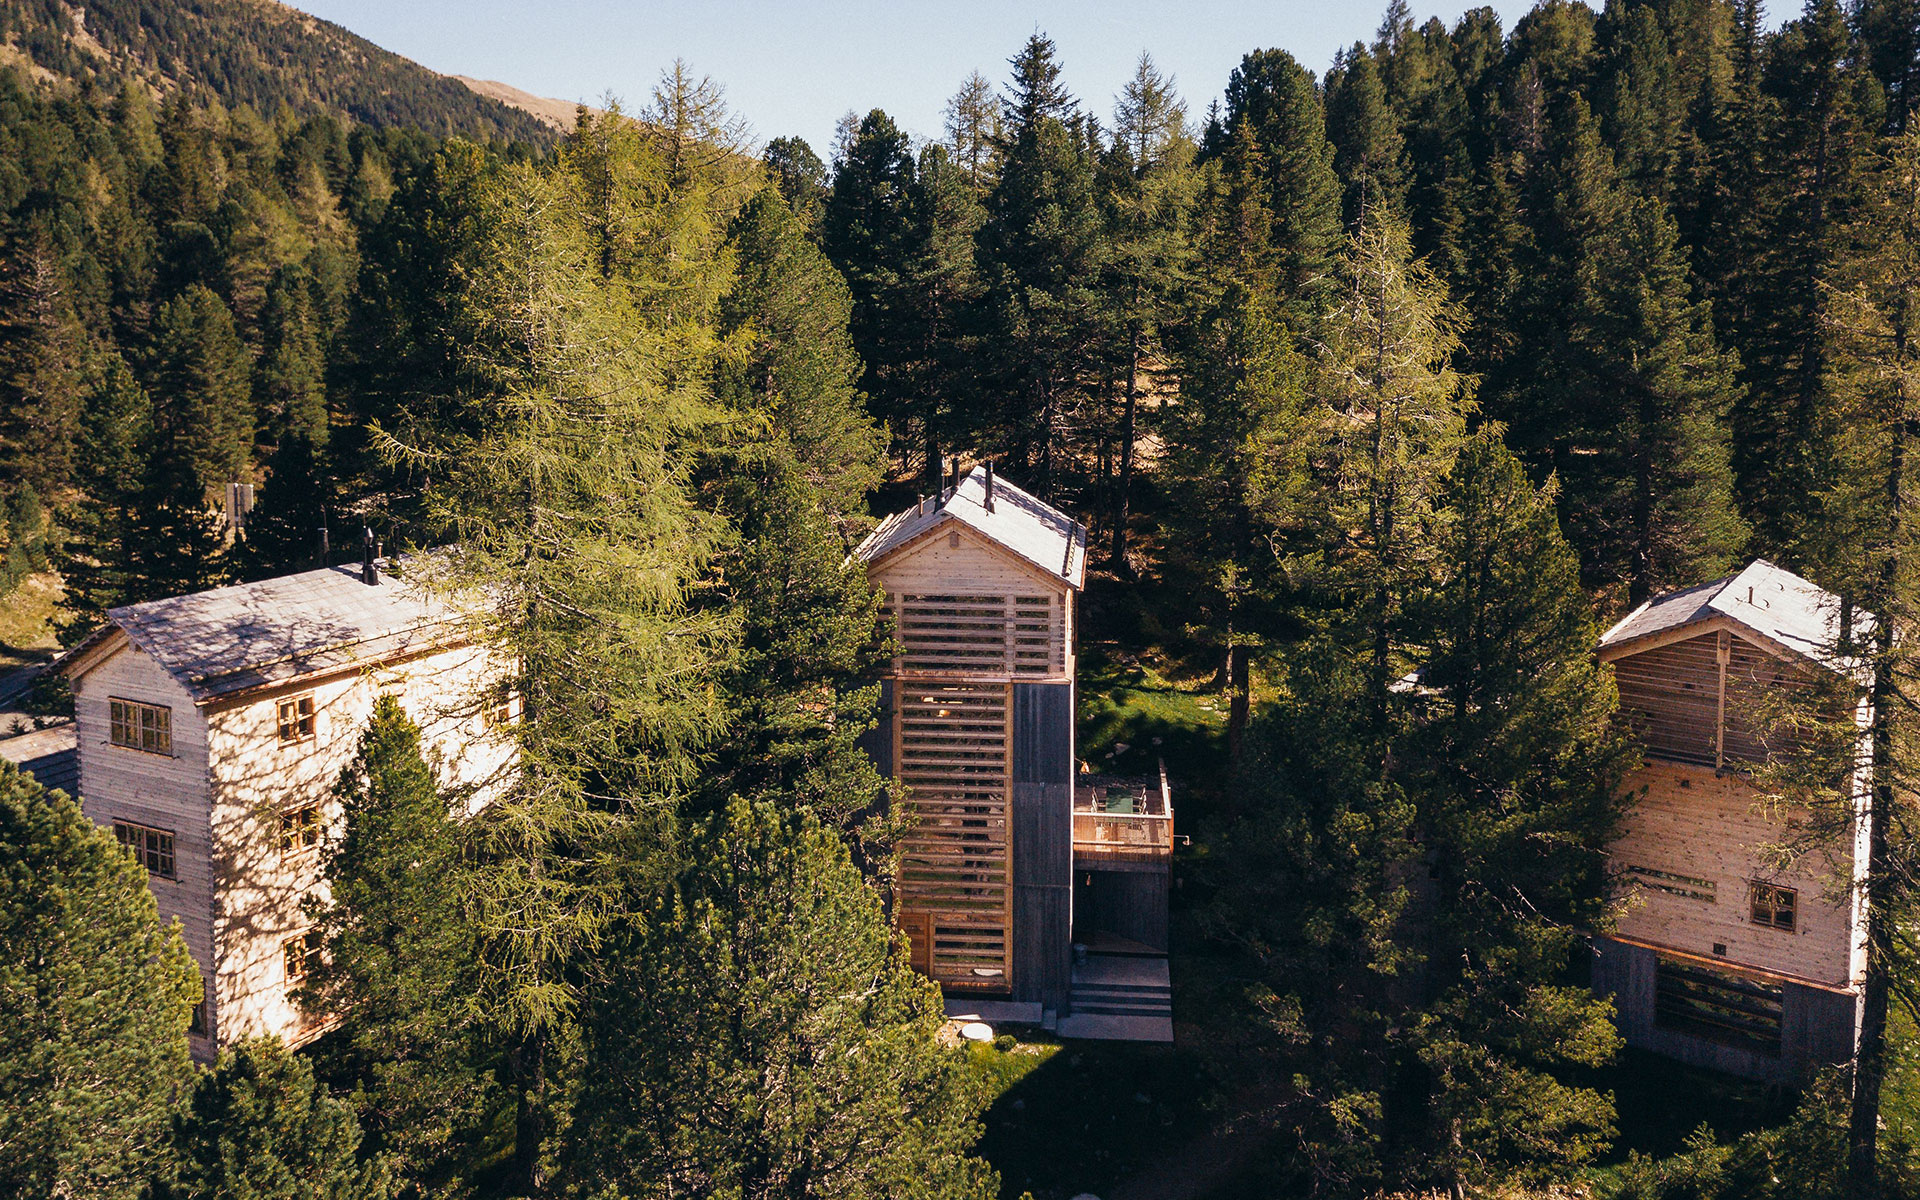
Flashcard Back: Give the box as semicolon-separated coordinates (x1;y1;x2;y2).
206;642;514;1046
72;645;217;1056
1610;760;1857;986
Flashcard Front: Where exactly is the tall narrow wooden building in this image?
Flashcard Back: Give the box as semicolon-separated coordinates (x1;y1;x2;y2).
854;465;1086;1013
1592;560;1868;1082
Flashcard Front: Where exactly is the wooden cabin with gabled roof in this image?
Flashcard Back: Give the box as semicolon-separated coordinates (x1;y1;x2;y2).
52;547;516;1060
854;463;1087;1016
1591;559;1869;1082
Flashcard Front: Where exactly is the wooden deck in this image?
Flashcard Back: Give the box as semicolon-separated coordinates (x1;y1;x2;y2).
1073;762;1173;866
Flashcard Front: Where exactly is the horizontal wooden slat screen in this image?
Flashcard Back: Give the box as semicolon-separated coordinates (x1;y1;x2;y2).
1724;638;1817;765
892;593;1064;678
894;681;1013;992
1614;634;1721;766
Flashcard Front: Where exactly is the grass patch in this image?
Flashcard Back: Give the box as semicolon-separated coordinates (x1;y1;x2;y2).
1077;644;1226;785
968;1036;1062;1102
0;572;61;670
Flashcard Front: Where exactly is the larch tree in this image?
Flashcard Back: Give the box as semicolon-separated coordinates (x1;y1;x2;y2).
944;70;1002;194
0;762;199;1200
1101;53;1195;572
1312;214;1472;709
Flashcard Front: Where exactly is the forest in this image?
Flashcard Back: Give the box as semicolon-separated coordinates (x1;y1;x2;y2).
7;0;1920;1196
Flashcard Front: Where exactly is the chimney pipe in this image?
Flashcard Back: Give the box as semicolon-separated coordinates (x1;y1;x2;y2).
362;528;379;586
984;461;995;513
949;456;961;500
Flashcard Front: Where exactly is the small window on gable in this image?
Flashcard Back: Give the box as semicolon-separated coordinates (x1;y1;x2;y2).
1750;881;1798;932
483;692;518;730
109;698;172;756
283;929;323;984
277;694;316;744
113;820;175;879
279;804;322;857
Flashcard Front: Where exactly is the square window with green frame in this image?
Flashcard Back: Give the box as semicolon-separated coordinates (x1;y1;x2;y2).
1749;881;1798;932
109;698;171;755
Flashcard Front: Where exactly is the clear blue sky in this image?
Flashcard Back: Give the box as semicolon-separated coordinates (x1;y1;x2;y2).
291;0;1548;153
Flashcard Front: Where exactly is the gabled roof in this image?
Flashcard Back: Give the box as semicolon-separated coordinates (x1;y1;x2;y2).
58;563;468;703
0;722;77;795
1598;559;1869;672
853;466;1087;589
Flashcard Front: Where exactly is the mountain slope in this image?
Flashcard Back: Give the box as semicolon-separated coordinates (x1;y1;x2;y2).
0;0;557;144
453;76;599;133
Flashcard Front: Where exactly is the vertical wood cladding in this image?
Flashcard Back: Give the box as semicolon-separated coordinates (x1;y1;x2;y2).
1012;682;1074;1008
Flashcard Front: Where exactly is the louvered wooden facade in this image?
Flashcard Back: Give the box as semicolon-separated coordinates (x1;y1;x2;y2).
856;476;1083;1009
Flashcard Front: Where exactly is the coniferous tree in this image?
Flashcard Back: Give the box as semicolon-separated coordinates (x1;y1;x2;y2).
719;187;884;517
300;696;493;1191
147;283;255;493
692;449;893;862
1102;53;1195;570
573;798;997;1200
0;763;199;1199
0;222;86;505
944;70;1002;193
897;143;987;478
1313;215;1471;705
976;33;1107;494
153;1039;395;1200
1402;432;1631;1194
256;265;329;447
1213;48;1343;325
821;109;920;467
1326;44;1408;230
762;136;829;229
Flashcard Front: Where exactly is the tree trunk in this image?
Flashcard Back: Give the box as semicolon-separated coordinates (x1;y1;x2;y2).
1227;641;1250;763
1110;327;1141;578
1851;282;1912;1200
510;1028;548;1196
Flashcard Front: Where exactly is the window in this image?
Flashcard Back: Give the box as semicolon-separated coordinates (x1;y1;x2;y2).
1654;955;1783;1057
1628;865;1717;903
276;694;316;744
113;821;175;879
283;930;323;984
1750;882;1798;932
279;804;322;856
483;693;517;730
109;698;171;755
188;995;209;1036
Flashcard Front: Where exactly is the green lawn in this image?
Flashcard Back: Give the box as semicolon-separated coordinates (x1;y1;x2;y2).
0;572;61;671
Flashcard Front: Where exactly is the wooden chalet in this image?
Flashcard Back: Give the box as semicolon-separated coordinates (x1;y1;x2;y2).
1593;559;1867;1082
53;548;514;1060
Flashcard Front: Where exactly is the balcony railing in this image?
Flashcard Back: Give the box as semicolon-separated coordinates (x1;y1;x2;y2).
1073;760;1173;866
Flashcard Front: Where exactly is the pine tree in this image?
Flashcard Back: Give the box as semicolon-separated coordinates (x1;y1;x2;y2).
1214;48;1343;323
147;283;254;494
0;762;199;1199
1402;432;1632;1194
820;109;919;462
976;33;1107;494
718;187;884;517
572;798;997;1200
256;265;329;448
154;1039;395;1200
300;696;493;1191
1162;285;1313;757
0;221;86;505
897;143;986;481
762;136;828;229
1562;189;1748;605
1325;45;1408;229
692;448;894;865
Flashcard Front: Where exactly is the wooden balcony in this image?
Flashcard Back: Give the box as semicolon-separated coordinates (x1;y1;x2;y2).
1073;762;1173;868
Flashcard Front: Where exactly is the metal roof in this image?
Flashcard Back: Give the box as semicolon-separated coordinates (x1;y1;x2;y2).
1598;559;1869;671
71;563;467;703
0;721;78;795
853;466;1087;589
